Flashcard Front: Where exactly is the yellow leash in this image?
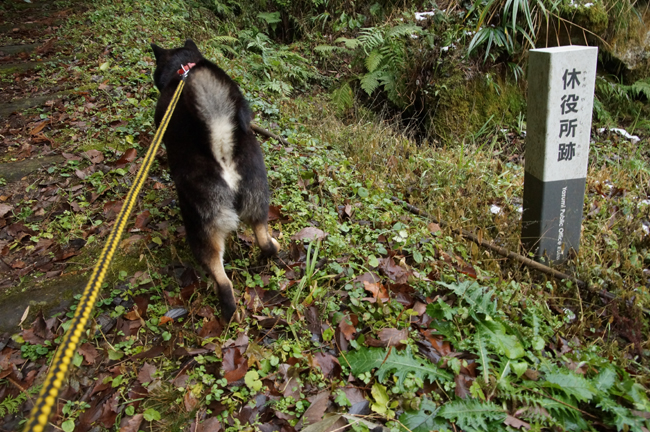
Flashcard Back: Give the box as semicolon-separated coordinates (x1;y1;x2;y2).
24;77;186;432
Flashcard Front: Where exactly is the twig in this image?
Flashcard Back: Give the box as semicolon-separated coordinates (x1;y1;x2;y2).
391;197;650;316
524;386;598;419
251;123;291;146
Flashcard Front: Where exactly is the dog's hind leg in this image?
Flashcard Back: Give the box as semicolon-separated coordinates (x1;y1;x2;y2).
204;229;238;323
252;222;280;258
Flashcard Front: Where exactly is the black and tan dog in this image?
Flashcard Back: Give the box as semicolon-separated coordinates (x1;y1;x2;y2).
151;39;279;322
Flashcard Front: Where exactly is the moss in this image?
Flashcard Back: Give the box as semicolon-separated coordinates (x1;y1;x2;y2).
560;0;609;34
0;242;152;333
430;75;525;143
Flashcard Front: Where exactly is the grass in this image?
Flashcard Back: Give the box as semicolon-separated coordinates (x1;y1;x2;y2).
0;0;649;431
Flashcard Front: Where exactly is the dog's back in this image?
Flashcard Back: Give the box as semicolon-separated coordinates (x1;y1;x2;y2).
152;40;279;322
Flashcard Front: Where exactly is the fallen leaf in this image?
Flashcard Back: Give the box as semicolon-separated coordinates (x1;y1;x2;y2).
455;373;473;398
377;328;408;347
427;222;441;234
314;352;341;379
30;121;47;136
378;257;410;283
268;205;283;221
103;200;123;219
62;152;82;161
339;314;357;341
119;414;144;432
300;415;344;432
523;369;539;381
198;318;223;338
223;347;248;383
121;234;144;250
184;390;200;412
114;148;138;168
77;343;99;365
504;414;531;430
18;305;30;327
297;391;331;429
158;316;173;325
84;149;104;164
137;362;156;384
0;204;13;218
422;330;452;356
292;227;327;241
131;345;164;359
278;364;302;400
363;280;389;301
133;210;151;231
196;417;222;432
342;387;366;405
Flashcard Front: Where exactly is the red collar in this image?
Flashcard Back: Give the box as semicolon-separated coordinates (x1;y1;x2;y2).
177;62;196;77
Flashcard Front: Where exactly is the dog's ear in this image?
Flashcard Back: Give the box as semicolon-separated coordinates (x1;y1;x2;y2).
151;43;165;61
184;39;199;52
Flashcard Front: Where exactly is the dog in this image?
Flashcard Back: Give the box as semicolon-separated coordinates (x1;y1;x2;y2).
151;39;279;322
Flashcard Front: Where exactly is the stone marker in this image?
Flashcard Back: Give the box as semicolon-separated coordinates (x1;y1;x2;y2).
522;46;598;263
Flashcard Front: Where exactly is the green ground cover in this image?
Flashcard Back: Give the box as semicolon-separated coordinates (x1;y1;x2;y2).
0;0;649;431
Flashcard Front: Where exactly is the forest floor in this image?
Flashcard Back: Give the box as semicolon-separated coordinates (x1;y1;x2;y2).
0;0;649;431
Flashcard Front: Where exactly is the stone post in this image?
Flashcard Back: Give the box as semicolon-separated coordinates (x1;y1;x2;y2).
522;46;598;263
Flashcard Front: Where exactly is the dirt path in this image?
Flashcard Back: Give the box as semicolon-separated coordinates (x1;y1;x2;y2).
0;0;89;333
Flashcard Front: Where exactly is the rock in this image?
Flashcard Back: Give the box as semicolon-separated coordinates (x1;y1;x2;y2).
603;13;650;82
0;155;64;183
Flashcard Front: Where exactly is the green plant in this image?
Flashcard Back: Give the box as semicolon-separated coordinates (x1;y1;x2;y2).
332;23;422;104
466;0;546;62
20;342;52;361
0;384;41;417
60;400;91;432
291;240;320;307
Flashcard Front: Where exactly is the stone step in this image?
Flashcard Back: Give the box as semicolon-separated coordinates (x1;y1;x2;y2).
0;91;69;118
0;56;70;76
0;44;39;56
0;155;65;183
0;20;63;34
0;274;86;334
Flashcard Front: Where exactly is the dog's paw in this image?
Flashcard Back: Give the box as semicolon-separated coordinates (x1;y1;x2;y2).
259;237;280;258
271;237;280;254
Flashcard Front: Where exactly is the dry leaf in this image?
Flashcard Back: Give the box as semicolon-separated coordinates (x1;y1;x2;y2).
292;227;327;241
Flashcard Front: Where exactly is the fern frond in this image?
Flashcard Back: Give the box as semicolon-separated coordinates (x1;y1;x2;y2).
473;331;491;384
438;399;506;432
365;49;383;73
386;24;422;38
314;45;342;55
334;37;359;50
331;83;353;112
0;384;40;417
346;346;452;386
379;44;403;68
543;371;597;402
358;27;384;52
257;11;281;25
360;71;381;95
210;35;238;44
629;80;650;99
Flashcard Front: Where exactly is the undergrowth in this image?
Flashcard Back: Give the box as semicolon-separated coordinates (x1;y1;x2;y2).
0;0;648;431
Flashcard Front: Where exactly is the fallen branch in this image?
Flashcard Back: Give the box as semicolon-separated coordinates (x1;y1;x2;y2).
391;197;650;315
251;123;291;146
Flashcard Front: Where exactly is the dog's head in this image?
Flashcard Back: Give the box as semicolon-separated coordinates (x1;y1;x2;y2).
151;39;203;91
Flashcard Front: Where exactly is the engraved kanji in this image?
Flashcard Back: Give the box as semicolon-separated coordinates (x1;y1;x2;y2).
557;142;576;161
559;119;578;138
562;68;581;90
560;94;579;115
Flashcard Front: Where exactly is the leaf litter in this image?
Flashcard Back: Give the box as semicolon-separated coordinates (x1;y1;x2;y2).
0;0;648;431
